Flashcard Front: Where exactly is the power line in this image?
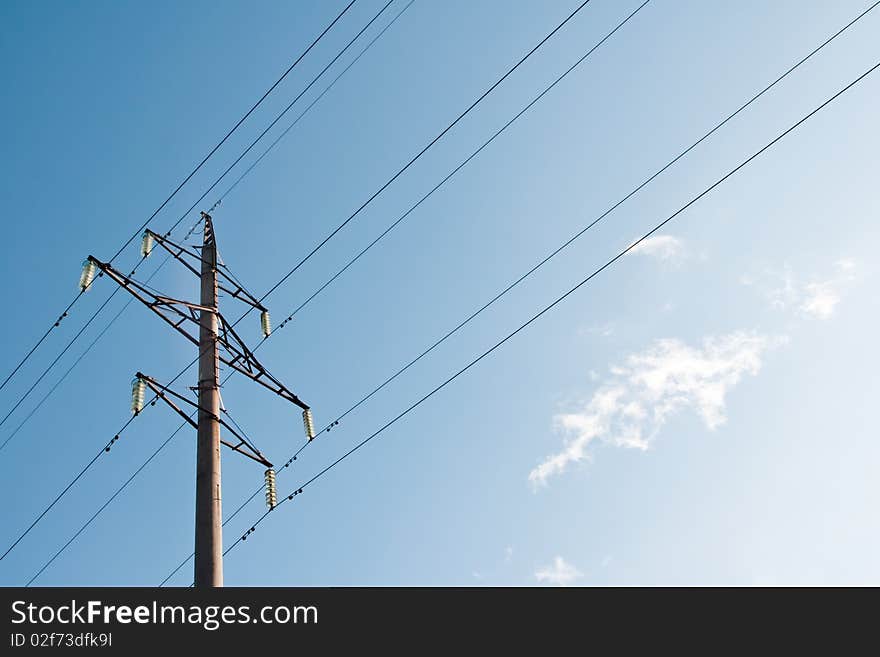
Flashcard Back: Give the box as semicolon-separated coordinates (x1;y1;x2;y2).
0;410;140;563
0;1;388;457
118;0;602;409
26;423;186;587
0;210;204;454
158;439;311;586
211;0;879;533
158;0;654;581
7;0;592;454
0;0;357;400
106;0;880;584
3;285;142;451
159;0;398;239
16;0;874;585
0;220;206;562
5;0;597;579
257;0;597;302
0;286;125;447
217;57;880;570
281;0;880;422
277;0;650;327
215;0;418;206
0;293;82;393
107;0;357;262
34;1;875;583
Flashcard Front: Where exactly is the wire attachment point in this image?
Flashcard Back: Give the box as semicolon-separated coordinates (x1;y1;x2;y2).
302;409;315;441
79;259;97;292
264;469;277;509
141;230;155;258
131;376;146;415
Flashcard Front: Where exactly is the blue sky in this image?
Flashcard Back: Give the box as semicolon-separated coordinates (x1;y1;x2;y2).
0;0;878;586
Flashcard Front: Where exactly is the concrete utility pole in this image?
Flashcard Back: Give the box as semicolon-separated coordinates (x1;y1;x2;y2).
86;210;312;587
195;211;223;587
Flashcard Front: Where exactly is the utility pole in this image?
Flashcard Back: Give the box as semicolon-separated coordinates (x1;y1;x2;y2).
84;211;316;588
195;212;223;587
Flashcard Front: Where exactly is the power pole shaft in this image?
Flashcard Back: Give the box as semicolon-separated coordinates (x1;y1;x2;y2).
90;210;310;585
194;212;223;587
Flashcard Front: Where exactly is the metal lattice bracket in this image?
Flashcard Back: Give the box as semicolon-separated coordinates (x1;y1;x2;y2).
89;256;207;348
89;256;310;412
136;373;272;467
142;227;268;313
216;313;309;410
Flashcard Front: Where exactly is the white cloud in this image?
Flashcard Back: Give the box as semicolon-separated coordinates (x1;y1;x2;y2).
800;282;840;319
581;323;615;338
530;331;781;487
744;259;857;320
628;235;686;263
535;556;583;586
592;323;615;338
504;546;514;564
836;258;857;275
800;259;858;320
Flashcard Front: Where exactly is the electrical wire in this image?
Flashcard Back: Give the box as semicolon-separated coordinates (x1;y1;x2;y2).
217;58;880;569
25;423;186;586
257;0;596;303
0;0;357;401
158;438;311;587
214;0;418;206
0;219;204;562
23;356;275;584
3;0;589;451
110;0;603;404
0;0;392;457
197;0;880;548
0;411;140;563
277;0;650;327
281;0;880;420
108;0;358;263
2;0;413;574
0;293;82;393
37;0;879;585
0;286;122;446
145;0;601;390
157;1;654;582
151;1;880;583
0;209;205;454
3;293;139;452
159;0;397;239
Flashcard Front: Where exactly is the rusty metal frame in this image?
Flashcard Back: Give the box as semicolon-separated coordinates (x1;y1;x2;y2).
137;373;272;467
216;313;308;410
89;256;310;411
90;256;206;348
144;229;267;312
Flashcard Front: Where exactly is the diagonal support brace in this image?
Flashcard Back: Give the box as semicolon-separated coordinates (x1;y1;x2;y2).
90;256;310;412
136;373;273;468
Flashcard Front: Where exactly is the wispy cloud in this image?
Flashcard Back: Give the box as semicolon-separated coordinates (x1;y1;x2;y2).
535;556;582;586
504;546;514;564
628;234;686;263
743;259;858;320
581;322;615;338
801;281;840;319
529;331;781;487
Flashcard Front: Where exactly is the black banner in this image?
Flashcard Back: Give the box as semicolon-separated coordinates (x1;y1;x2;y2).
0;586;869;650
